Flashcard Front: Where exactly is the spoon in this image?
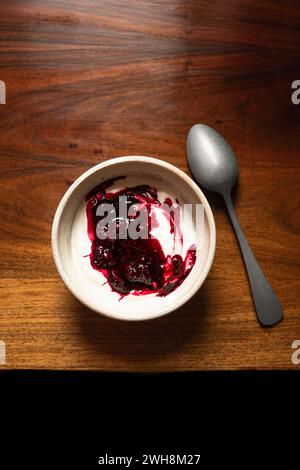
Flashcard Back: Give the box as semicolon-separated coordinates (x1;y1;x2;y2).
187;123;283;326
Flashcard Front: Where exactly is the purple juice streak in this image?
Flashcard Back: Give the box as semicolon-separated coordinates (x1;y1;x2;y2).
85;176;196;298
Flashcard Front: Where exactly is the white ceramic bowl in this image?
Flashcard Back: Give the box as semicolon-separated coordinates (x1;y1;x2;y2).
52;156;216;321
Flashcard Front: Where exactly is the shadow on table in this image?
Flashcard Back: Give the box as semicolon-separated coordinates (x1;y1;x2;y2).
70;281;213;366
196;179;241;214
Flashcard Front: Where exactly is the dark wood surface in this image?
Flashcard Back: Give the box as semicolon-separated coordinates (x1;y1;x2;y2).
0;0;299;370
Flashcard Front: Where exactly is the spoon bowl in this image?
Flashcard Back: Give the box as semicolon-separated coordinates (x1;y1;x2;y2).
187;124;239;194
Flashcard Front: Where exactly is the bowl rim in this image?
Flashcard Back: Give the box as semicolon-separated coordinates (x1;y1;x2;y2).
51;156;216;321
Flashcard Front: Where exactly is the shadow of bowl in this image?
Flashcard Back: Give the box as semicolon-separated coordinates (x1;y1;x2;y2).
68;281;213;368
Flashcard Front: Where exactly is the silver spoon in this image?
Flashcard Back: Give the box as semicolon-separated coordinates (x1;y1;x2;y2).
187;123;283;326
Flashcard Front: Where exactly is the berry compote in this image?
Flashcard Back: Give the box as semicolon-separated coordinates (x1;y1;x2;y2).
86;177;196;298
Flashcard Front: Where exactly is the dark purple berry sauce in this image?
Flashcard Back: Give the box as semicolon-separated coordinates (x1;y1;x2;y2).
86;177;196;298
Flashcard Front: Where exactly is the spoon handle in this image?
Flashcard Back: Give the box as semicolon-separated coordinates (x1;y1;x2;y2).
223;192;283;326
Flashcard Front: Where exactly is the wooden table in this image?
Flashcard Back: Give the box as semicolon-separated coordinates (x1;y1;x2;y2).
0;0;299;371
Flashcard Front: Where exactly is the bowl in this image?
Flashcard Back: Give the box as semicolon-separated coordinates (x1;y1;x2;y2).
51;156;216;321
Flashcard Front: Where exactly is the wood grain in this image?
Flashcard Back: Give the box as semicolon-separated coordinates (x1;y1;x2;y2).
0;0;299;370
